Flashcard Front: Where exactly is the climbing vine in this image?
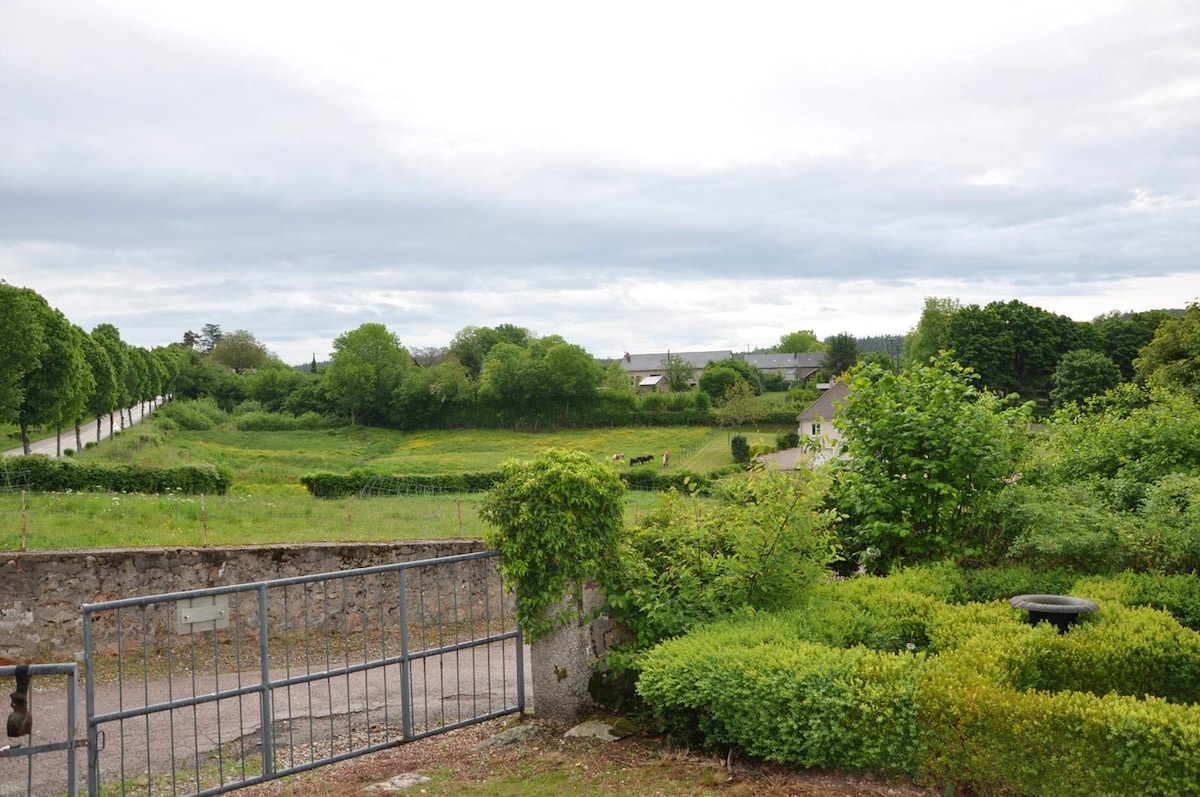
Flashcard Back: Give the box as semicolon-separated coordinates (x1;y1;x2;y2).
478;448;625;643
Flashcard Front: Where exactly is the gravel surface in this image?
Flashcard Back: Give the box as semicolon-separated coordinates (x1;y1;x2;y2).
235;716;942;797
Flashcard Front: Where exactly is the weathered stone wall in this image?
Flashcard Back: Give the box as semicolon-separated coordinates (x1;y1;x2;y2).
0;540;490;661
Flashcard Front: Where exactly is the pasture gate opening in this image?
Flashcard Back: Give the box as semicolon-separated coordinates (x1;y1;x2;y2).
78;550;524;797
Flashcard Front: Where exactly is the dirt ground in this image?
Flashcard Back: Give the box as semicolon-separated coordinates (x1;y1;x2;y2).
236;716;943;797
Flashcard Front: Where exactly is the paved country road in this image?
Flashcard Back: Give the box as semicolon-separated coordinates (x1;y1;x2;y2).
2;399;160;459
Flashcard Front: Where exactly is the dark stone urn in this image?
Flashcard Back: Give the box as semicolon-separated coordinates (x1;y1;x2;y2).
1009;594;1099;634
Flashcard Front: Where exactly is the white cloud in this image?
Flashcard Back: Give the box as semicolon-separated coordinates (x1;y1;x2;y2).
1;0;1198;365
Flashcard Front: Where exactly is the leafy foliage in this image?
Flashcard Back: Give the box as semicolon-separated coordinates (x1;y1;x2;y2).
478;449;625;642
1135;302;1200;396
638;569;1200;796
601;469;839;666
1049;348;1121;408
730;434;750;463
830;355;1033;571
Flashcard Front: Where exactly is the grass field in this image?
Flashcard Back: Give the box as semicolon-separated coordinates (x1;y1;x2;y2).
1;418;792;550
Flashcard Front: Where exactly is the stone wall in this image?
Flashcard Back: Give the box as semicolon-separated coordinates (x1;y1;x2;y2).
0;540;489;661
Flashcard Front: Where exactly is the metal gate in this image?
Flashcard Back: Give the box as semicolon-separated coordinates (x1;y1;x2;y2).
0;663;79;797
80;550;524;796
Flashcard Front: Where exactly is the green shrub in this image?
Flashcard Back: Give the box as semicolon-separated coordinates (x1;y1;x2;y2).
776;430;800;450
602;470;838;669
4;455;230;495
730;435;749;463
637;568;1200;796
298;469;504;498
158;398;230;431
637;615;926;773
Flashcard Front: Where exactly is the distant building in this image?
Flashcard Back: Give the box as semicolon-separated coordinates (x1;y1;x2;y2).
795;380;851;467
618;349;826;391
740;352;824;387
618;350;734;390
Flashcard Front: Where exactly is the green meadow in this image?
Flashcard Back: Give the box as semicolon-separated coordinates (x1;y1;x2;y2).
1;420;790;550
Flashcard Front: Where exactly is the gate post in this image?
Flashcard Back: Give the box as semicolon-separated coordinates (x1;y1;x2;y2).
529;582;613;724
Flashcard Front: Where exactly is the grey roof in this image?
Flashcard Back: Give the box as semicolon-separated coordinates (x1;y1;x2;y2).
740;352;824;369
796;380;851;421
618;350;734;372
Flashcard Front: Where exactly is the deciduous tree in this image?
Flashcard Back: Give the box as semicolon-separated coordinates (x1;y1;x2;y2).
209;329;270;374
1050;349;1121;408
325;323;410;425
0;282;47;424
1134;303;1200;396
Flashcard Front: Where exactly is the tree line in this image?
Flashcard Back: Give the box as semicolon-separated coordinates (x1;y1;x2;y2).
2;280;1192;442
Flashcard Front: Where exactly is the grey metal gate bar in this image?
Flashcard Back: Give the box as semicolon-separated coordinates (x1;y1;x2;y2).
81;550;523;797
0;663;78;797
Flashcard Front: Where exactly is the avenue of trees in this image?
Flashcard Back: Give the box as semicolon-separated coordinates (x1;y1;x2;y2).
3;280;1195;444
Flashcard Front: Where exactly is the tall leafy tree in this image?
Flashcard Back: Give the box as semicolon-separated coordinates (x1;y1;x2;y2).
477;342;534;417
1092;309;1175;380
660;354;694;391
1050;349;1121;409
80;329;118;446
17;295;92;454
199;323;223;354
541;341;601;423
820;333;860;377
945;299;1094;405
0;282;47;424
209;329;270;374
776;329;825;353
92;324;130;431
325;323;410;425
712;381;764;429
450;323;532;378
902;296;961;367
390;359;473;429
1135;303;1200;396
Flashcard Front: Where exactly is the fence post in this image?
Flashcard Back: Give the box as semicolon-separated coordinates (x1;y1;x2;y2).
258;583;274;778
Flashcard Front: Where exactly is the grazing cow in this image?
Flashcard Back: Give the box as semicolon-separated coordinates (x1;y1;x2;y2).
662;450;670;469
611;453;625;463
630;454;653;465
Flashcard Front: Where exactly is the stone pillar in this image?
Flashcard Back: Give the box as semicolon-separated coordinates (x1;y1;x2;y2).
530;582;615;724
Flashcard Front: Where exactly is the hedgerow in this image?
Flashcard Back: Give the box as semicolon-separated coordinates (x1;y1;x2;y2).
5;454;231;495
636;569;1200;796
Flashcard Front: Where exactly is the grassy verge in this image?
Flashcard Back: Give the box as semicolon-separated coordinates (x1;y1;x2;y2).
0;488;666;550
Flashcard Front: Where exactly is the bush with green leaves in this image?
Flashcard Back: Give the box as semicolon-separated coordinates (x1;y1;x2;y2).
478;448;625;643
776;429;800;450
158;397;230;431
1038;386;1200;511
730;434;750;463
830;355;1033;571
600;469;839;667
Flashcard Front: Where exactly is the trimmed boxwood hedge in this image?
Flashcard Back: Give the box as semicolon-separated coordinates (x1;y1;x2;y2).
299;466;717;498
4;454;231;495
636;569;1200;797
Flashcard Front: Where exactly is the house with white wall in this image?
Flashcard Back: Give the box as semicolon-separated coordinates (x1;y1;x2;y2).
795;380;850;467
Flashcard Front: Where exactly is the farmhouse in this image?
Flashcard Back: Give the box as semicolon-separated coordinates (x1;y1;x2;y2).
740;352;824;387
618;349;826;391
618;350;734;391
795;380;850;467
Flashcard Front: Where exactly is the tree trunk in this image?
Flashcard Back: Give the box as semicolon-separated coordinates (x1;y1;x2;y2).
19;422;30;455
55;424;62;457
75;422;83;453
96;416;103;444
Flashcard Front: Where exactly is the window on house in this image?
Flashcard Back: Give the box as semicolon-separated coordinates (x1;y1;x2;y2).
811;422;821;437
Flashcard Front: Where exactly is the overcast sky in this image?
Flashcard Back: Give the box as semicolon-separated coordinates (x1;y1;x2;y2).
2;0;1198;365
